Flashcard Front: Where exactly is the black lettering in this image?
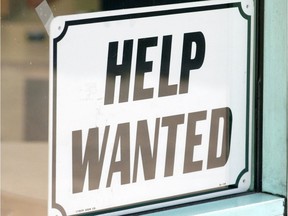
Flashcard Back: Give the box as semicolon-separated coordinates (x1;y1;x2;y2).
207;107;232;169
107;123;130;187
179;32;205;94
158;35;178;97
104;40;133;105
162;114;185;177
133;118;160;182
133;37;157;101
72;127;109;193
183;111;207;173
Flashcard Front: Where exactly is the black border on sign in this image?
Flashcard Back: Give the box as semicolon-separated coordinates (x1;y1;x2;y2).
51;2;252;215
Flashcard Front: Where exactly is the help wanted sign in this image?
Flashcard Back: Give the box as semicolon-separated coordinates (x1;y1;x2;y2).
49;0;254;215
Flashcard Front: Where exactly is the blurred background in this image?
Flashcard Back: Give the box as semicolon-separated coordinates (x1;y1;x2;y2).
1;1;101;215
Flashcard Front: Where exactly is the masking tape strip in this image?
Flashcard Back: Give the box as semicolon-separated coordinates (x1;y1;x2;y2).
35;0;54;35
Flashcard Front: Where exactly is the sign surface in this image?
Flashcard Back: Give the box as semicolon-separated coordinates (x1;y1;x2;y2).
49;0;254;215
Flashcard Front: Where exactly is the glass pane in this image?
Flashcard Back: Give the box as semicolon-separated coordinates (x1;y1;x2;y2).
1;1;255;215
1;1;100;215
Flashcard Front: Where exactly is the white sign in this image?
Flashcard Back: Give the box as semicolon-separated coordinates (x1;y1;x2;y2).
49;0;254;215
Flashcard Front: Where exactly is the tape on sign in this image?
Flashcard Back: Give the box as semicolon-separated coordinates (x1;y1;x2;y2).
35;0;54;35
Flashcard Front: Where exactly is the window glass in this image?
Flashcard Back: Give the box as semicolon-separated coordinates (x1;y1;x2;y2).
1;1;100;215
1;1;255;215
